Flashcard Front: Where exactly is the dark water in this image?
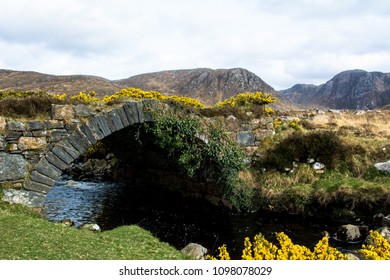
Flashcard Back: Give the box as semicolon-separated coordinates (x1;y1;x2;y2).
45;177;357;259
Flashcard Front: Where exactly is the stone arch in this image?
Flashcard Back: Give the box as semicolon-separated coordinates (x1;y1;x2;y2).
24;100;157;194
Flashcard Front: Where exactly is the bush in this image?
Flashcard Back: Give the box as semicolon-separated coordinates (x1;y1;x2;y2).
259;130;364;171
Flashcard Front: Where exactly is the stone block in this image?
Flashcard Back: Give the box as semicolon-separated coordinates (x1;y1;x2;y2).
5;131;22;141
0;152;28;181
79;124;98;145
123;102;138;125
35;158;62;180
125;102;140;123
24;180;51;194
29;170;56;186
49;129;68;142
52;146;74;165
59;140;81;160
136;101;145;123
108;109;124;131
66;135;87;155
87;118;105;140
18;137;47;150
46;120;65;130
6;121;26;131
32;130;48;137
27;121;45;131
116;106;130;127
74;104;94;117
95;115;111;136
237;131;255;146
52;104;75;120
46;151;68;170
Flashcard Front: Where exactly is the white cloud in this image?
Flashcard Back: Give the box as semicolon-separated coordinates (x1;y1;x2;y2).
0;0;389;89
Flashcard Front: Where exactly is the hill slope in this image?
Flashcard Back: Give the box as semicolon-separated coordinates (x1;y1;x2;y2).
0;68;292;109
280;70;390;109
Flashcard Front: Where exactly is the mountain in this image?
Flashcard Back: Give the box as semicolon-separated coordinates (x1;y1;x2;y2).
116;68;277;106
0;69;121;96
280;70;390;109
0;68;292;109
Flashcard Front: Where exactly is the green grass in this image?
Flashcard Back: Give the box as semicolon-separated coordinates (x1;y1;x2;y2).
0;200;186;260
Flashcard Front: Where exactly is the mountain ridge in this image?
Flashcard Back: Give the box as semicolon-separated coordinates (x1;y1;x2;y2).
280;69;390;109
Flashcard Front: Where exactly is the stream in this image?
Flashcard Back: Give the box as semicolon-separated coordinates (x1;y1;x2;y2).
45;176;360;259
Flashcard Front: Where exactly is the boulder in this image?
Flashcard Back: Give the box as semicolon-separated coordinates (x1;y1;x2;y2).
237;131;255;146
181;243;208;260
374;160;390;173
0;152;28;181
18;137;47;150
335;224;361;242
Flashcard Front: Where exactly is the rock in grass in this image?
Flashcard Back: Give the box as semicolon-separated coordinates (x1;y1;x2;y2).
181;243;208;260
374;160;390;173
80;223;101;232
364;227;390;246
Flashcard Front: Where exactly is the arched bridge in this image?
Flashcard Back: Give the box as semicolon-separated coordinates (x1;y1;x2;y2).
0;99;275;207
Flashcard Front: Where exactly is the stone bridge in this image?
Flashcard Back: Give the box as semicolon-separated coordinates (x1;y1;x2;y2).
0;100;274;207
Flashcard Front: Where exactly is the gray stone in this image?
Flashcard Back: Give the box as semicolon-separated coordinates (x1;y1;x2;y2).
49;129;68;142
237;131;255;146
52;104;75;120
87;118;105;140
66;134;87;154
2;189;46;208
335;224;361;242
181;243;208;260
29;170;56;186
74;104;94;117
59;140;81;159
0;152;28;181
79;124;98;145
7;121;26;131
46;120;65;130
116;106;130;127
374;160;390;173
46;151;68;170
27;121;45;131
108;109;124;131
95;115;112;136
35;158;62;180
24;180;52;194
52;146;74;165
122;102;137;125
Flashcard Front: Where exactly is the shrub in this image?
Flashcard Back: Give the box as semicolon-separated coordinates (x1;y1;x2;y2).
212;232;348;260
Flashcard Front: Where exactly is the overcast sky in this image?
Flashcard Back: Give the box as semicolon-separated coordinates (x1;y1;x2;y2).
1;0;389;89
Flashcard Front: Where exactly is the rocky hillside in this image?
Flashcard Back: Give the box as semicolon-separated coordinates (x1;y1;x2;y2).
116;68;278;106
280;70;390;109
0;68;292;109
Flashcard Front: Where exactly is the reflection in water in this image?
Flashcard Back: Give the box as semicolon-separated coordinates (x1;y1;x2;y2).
45;177;338;258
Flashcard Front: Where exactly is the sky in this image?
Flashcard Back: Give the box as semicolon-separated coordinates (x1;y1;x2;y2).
0;0;389;90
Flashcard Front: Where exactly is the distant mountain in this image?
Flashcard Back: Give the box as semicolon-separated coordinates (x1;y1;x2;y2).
0;69;121;96
280;70;390;109
0;68;293;109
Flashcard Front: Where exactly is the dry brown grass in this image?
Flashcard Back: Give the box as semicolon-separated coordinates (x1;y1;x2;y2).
309;110;390;137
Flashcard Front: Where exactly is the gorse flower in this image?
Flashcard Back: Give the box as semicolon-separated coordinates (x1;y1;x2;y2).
212;231;390;260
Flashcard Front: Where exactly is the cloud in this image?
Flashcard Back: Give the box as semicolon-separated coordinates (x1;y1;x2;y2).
0;0;389;89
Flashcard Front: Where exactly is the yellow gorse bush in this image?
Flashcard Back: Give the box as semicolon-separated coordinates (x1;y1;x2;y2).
215;92;277;108
70;91;100;104
360;230;390;260
214;232;348;260
102;88;205;108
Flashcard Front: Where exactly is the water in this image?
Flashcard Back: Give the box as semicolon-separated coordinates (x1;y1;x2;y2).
45;177;358;259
